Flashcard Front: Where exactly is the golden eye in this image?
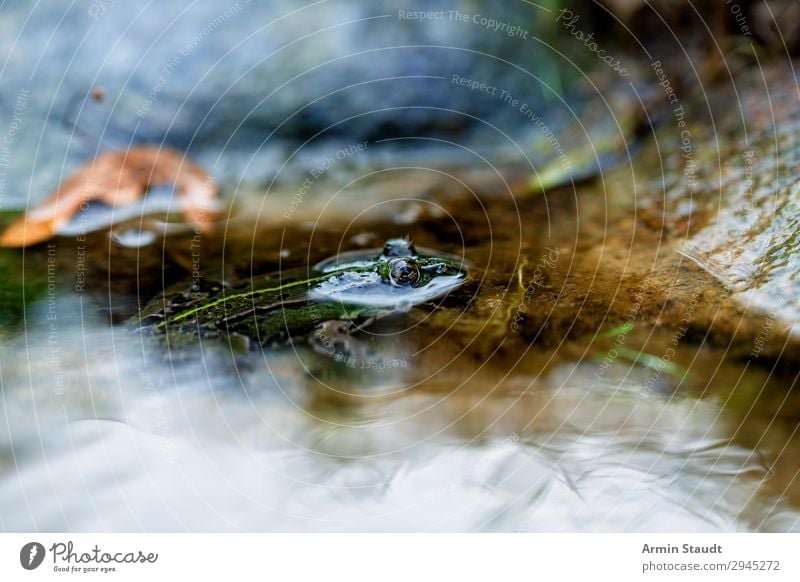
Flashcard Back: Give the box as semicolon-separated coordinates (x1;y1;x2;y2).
389;258;420;287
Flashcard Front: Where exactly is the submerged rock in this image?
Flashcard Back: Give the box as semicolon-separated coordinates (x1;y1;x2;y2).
626;61;800;358
398;59;800;368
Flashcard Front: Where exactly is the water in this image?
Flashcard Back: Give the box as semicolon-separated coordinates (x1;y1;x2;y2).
0;318;792;531
1;162;799;531
2;0;800;534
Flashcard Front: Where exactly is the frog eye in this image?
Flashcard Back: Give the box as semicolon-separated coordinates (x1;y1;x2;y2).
388;258;420;287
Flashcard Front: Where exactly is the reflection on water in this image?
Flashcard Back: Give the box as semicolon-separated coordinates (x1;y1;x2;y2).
1;142;800;532
2;0;800;535
3;55;800;529
0;293;797;532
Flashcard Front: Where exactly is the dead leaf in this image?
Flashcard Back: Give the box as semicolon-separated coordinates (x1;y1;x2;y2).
0;146;219;247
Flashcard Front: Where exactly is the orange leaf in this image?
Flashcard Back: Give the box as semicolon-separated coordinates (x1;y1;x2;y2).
0;146;218;247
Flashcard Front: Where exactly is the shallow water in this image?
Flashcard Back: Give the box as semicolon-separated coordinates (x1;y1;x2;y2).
0;314;795;532
2;0;800;534
1;151;799;532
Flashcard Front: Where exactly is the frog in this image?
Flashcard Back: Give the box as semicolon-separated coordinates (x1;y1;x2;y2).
135;238;468;359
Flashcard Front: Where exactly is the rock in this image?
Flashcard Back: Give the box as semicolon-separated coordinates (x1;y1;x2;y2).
626;61;800;356
0;0;559;207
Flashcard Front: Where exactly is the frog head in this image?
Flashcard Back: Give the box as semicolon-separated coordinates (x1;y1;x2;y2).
310;238;468;308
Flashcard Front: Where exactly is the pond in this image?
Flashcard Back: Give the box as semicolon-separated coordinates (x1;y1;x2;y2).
1;0;799;533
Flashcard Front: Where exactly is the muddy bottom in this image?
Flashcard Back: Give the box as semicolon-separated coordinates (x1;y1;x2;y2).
0;175;797;532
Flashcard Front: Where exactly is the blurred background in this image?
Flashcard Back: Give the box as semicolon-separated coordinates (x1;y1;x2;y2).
1;0;799;532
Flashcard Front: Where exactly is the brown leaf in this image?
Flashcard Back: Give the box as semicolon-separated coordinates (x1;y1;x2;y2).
0;146;219;247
